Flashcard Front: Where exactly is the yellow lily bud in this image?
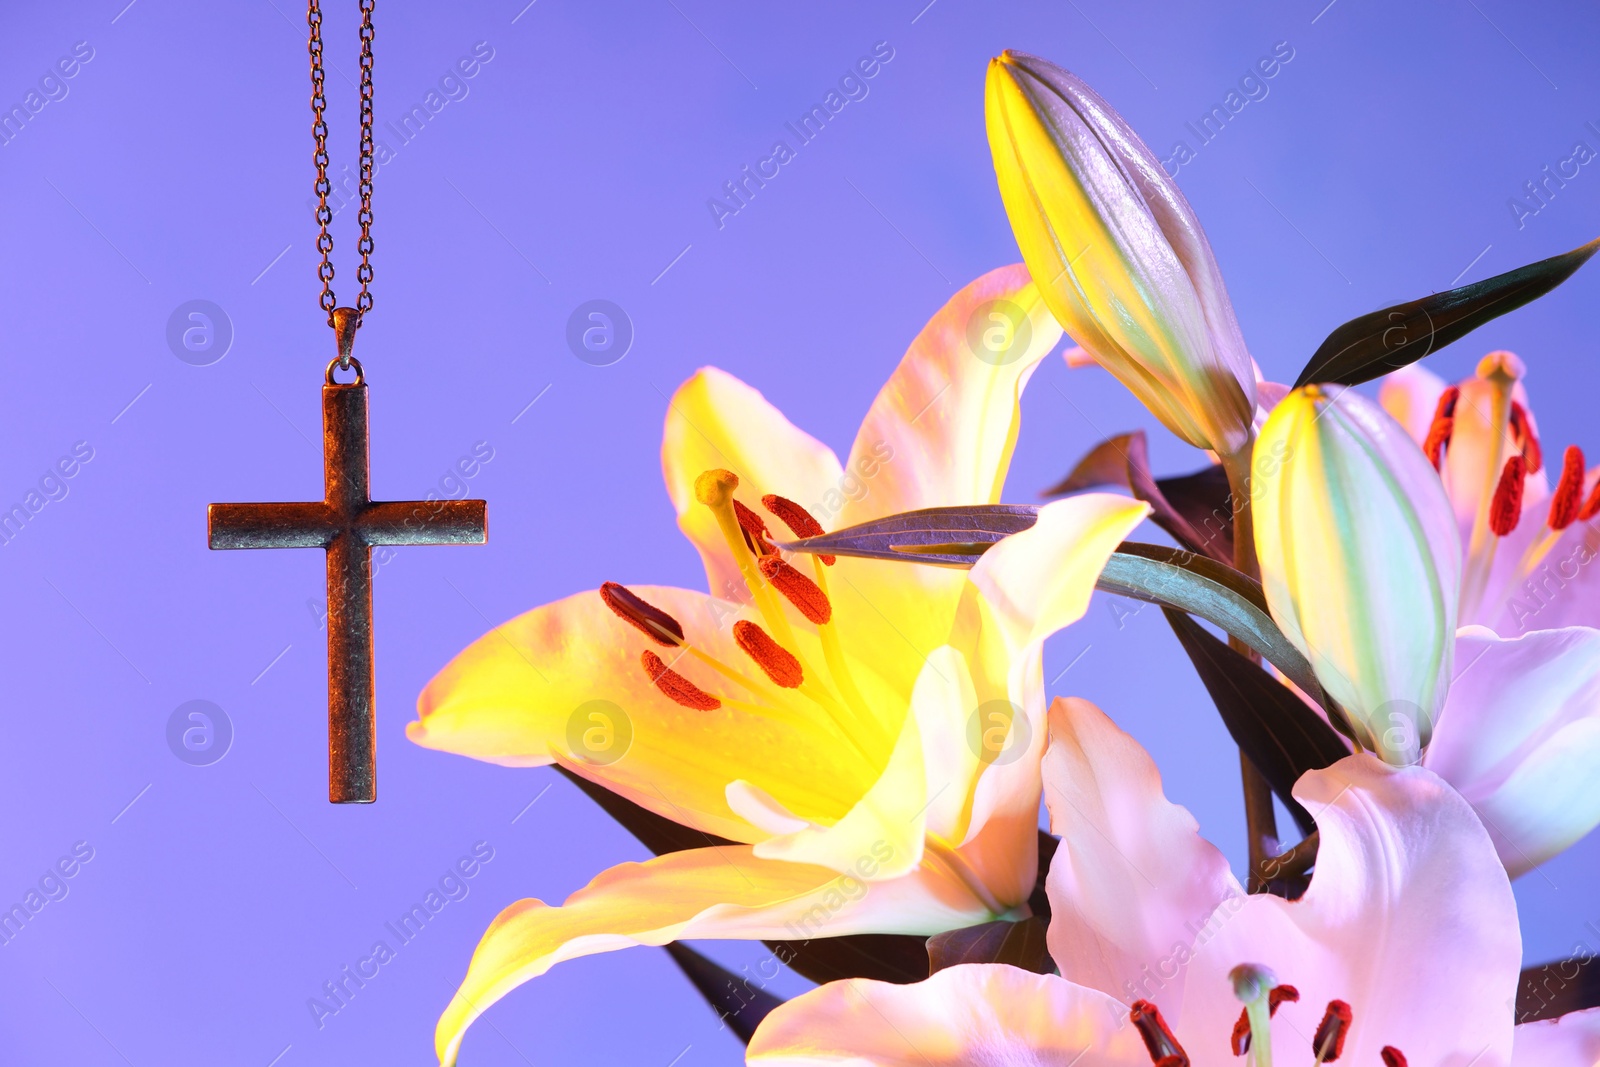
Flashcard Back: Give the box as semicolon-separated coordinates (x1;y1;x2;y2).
986;51;1256;457
1253;385;1461;765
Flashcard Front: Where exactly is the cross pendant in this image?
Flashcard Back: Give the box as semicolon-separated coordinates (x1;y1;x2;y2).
208;357;486;803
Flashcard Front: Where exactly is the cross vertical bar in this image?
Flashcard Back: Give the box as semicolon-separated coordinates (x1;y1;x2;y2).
324;379;375;802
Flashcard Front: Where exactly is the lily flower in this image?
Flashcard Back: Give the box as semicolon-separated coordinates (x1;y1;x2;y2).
1253;383;1600;876
408;265;1150;1065
748;697;1600;1066
1379;355;1600;635
986;51;1257;459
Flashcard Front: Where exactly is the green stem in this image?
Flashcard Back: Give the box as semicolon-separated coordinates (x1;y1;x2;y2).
1222;443;1279;890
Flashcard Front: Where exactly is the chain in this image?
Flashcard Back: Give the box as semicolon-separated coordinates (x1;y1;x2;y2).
308;0;376;351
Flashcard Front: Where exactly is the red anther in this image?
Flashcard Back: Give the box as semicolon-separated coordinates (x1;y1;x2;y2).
600;582;685;646
1435;384;1460;420
759;556;833;625
1231;985;1300;1054
1379;1048;1408;1067
1580;478;1600;523
1549;446;1587;531
763;494;836;565
1422;387;1460;469
1423;416;1454;470
640;650;721;711
1230;1012;1250;1057
1489;454;1527;537
1312;999;1351;1062
1510;401;1543;473
733;499;775;555
1129;1000;1188;1066
733;620;803;688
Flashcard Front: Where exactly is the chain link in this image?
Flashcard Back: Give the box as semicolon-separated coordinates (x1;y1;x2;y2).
308;0;376;338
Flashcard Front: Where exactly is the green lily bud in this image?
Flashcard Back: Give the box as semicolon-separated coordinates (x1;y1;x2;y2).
986;51;1257;457
1253;385;1461;765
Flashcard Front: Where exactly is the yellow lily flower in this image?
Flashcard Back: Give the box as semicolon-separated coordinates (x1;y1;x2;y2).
408;264;1150;1065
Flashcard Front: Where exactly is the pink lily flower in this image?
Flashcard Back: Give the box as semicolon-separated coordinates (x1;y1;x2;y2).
1380;355;1600;635
1364;359;1600;876
748;698;1600;1066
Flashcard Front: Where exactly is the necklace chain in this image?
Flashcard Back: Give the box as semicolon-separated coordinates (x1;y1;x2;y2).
308;0;376;334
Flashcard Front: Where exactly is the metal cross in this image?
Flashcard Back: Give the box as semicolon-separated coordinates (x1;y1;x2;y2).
208;357;486;803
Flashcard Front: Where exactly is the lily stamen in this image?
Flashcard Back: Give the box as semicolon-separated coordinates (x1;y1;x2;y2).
763;494;836;564
696;469;805;650
804;557;877;725
1129;999;1189;1067
1581;478;1600;523
1379;1049;1407;1067
733;498;777;556
1489;455;1527;537
1232;985;1298;1056
1229;964;1279;1067
1312;999;1350;1063
760;556;833;625
1461;352;1523;618
733;620;803;688
640;650;721;711
1510;400;1543;473
696;469;885;761
760;495;875;725
1548;445;1587;531
1422;385;1459;470
600;582;686;646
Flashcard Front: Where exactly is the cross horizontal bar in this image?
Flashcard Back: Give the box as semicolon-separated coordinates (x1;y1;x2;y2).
360;499;487;546
209;502;338;549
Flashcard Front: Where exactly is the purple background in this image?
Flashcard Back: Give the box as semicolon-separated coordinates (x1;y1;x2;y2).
2;1;1597;1063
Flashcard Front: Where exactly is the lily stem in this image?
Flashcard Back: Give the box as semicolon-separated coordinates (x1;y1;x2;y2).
1223;445;1280;891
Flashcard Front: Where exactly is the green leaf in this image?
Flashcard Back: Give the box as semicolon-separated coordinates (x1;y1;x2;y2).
1294;237;1600;389
1098;544;1329;711
926;917;1052;974
782;506;1331;715
556;767;736;854
664;943;784;1043
761;934;931;985
773;504;1040;566
1163;609;1350;838
1518;956;1600;1023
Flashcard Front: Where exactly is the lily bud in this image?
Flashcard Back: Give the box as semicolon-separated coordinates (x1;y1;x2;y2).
986;50;1256;457
1253;386;1461;765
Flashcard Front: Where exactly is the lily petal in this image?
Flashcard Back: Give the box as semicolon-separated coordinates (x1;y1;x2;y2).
746;964;1149;1066
663;367;845;606
1041;696;1241;1019
411;585;876;842
822;265;1065;696
954;494;1149;905
436;848;991;1065
1425;625;1600;877
1513;1006;1600;1066
1174;755;1520;1067
1472;514;1600;635
836;263;1063;528
908;646;984;845
968;494;1152;658
751;698;928;879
